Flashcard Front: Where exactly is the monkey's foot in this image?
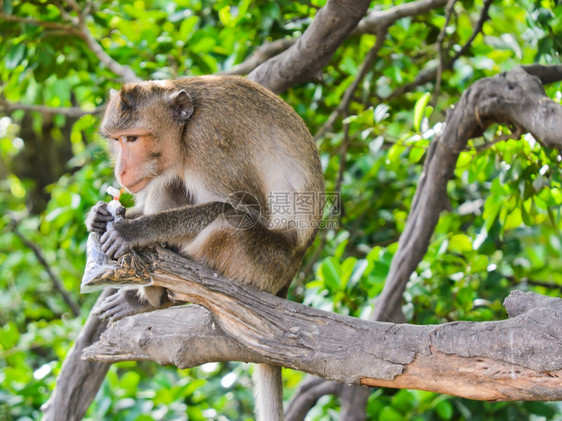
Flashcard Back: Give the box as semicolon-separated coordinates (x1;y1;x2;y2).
92;289;156;321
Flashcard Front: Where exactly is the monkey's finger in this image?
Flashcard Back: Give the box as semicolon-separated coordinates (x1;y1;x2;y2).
104;242;122;260
100;232;118;256
89;225;107;233
115;205;126;217
113;244;130;259
92;295;120;318
92;220;110;229
93;293;135;321
94;203;111;216
94;214;115;222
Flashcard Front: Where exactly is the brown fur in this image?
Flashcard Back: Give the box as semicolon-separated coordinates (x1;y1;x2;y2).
95;75;324;298
89;75;324;421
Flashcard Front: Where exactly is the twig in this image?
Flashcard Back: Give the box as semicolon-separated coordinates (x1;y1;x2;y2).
0;13;84;38
472;126;523;153
451;0;493;61
0;100;104;118
2;4;140;83
386;0;493;101
8;218;81;316
315;32;387;141
432;0;457;107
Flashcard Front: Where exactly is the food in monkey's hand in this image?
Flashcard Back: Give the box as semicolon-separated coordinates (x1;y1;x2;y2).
81;187;151;292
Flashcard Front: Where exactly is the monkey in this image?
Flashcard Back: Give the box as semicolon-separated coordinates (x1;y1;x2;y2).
85;75;324;421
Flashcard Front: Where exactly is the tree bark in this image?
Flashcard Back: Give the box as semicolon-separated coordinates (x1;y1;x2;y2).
372;66;562;323
82;247;562;402
248;0;372;93
41;289;114;421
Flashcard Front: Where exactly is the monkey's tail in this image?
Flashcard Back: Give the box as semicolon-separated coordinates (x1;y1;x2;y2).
253;363;284;421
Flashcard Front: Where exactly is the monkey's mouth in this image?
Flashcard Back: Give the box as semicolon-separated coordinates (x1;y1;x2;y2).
124;178;151;193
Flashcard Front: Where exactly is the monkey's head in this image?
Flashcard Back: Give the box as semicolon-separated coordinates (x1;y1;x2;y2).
100;81;194;193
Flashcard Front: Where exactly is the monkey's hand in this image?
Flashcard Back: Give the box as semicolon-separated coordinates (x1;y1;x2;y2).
92;289;154;321
85;201;126;233
100;219;136;260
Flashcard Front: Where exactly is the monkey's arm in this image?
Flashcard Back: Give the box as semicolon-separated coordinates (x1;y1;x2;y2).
124;206;144;220
100;201;232;259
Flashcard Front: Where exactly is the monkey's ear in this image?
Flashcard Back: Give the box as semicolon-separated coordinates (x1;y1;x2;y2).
109;88;118;98
168;90;194;121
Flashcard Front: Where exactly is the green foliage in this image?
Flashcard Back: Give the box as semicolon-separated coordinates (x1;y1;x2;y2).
0;0;561;420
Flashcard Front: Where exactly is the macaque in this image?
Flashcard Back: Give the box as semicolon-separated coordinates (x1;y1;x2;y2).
85;75;324;421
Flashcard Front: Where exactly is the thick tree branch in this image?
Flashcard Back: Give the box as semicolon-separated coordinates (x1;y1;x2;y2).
221;38;296;76
82;248;562;401
227;0;448;78
354;0;448;35
42;289;114;421
372;68;562;322
285;377;344;421
522;64;562;84
248;0;372;93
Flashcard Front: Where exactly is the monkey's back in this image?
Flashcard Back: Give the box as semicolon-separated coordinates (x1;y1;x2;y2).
177;76;325;250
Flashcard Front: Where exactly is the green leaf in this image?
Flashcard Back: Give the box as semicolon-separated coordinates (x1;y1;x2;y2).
6;43;26;69
380;406;404;421
320;259;341;290
449;234;473;253
179;15;200;40
413;92;431;131
435;399;453;420
0;322;20;349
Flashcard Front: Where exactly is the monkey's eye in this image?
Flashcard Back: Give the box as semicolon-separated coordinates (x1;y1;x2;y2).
126;135;138;143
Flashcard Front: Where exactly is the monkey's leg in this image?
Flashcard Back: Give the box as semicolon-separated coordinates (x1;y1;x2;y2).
187;223;298;421
92;287;173;321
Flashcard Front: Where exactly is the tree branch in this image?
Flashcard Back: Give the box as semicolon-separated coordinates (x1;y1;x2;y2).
521;64;562;85
387;0;492;101
77;24;140;83
82;247;562;401
0;99;104;118
41;289;114;421
432;0;457;107
9;219;80;317
220;38;296;76
226;0;448;78
248;0;372;93
353;0;448;35
372;68;562;323
315;32;387;141
1;6;140;83
285;377;343;421
0;13;84;37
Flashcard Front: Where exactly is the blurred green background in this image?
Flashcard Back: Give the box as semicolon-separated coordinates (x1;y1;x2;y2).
0;0;561;420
